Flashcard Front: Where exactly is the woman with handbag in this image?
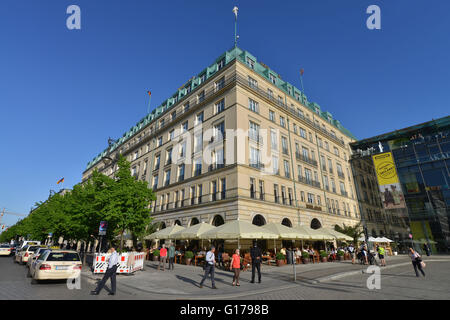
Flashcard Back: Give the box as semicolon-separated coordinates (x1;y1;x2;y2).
409;248;425;277
230;249;241;286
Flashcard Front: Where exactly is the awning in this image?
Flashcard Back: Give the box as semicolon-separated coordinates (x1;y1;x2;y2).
170;222;216;240
144;225;186;240
200;220;278;240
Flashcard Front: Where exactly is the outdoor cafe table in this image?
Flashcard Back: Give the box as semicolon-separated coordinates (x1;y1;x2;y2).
195;255;205;266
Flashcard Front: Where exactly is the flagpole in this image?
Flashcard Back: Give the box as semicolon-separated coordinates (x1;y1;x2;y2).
299;69;305;93
233;7;239;48
147;92;152;114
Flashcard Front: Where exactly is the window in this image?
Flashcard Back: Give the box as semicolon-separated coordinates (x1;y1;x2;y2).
174;191;179;208
198;184;203;203
211;180;217;201
215;99;225;114
331;179;336;193
274;184;279;203
297;108;304;118
317;195;321;206
194;132;203;153
166;149;172;165
328;159;333;173
281;186;287;204
217;58;225;70
293;123;298;134
309;132;313;142
196;112;204;125
305;168;312;184
318;138;323;148
272;156;279;174
160;118;165;128
215;77;225;91
157;136;163;147
184;102;190;113
164;169;171;186
182;121;188;132
288;188;293;205
337;163;344;178
199;73;206;84
280;116;285;127
269;74;276;84
307;193;315;204
246;57;255;69
297;165;302;180
271;129;278;150
340;181;346;196
281;136;288;154
268;88;273;99
300;191;305;202
193;158;202;176
299;128;306;139
324;141;329;151
154;155;160;170
221;178;226;199
284;160;290;178
259;180;264;200
248;76;258;89
249;98;259;113
131;166;137;176
178;164;185;182
181;189;185;206
320;155;326;171
171;111;176;121
250;147;261;168
302;147;309;160
250;178;256;199
197;91;205;103
269;110;275;122
214;122;225;141
334;147;339;157
215;148;224;166
249;121;260;142
191;186;196;205
169;129;174;141
278;96;283;105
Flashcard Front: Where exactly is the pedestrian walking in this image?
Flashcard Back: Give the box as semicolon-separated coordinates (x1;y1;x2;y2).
409;248;425;277
377;245;386;266
159;244;168;271
423;243;431;256
199;246;217;289
348;243;355;264
91;246;119;296
250;241;262;283
168;242;175;271
217;244;224;269
230;249;241;286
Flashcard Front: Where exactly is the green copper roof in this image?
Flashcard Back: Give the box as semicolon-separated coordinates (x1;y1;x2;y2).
86;47;356;170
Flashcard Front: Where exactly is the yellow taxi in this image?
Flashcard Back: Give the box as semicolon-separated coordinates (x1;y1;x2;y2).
15;245;40;265
30;250;82;283
0;244;12;256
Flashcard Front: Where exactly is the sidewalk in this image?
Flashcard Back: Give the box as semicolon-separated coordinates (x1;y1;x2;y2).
81;254;450;299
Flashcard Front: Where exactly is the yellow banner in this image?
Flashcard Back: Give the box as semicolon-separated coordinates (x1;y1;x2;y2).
373;152;399;186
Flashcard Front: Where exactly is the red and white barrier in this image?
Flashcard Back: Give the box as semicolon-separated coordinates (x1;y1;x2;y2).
94;252;145;274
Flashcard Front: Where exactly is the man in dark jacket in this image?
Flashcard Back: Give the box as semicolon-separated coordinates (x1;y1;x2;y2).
250;241;262;283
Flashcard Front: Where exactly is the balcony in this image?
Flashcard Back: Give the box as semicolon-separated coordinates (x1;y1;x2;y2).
209;163;225;172
341;191;348;197
249;133;263;145
282;148;289;155
178;175;185;182
249;162;265;170
295;152;318;167
298;176;321;188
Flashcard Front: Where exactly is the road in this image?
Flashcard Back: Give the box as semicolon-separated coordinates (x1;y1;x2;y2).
1;255;449;300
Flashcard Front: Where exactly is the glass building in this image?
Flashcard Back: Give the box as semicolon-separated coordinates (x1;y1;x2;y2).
350;116;450;254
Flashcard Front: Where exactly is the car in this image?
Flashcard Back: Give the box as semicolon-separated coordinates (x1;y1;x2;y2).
29;250;82;283
26;246;50;268
15;245;40;265
18;241;41;250
0;244;12;256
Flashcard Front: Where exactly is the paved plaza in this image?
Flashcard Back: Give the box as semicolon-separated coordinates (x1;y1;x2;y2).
1;254;450;300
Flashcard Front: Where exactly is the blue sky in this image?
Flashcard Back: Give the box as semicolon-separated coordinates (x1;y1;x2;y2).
1;0;449;228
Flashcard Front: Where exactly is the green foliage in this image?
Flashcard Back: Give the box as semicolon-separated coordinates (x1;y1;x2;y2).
152;249;160;257
319;250;328;258
0;156;156;248
301;251;309;258
334;223;364;246
337;250;345;256
276;252;285;260
184;251;194;259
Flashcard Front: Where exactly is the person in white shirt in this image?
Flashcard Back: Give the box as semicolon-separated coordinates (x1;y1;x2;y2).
91;246;119;296
199;246;217;289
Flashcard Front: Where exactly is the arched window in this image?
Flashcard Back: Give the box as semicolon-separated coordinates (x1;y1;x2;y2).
174;220;182;226
159;222;166;230
212;215;225;227
190;218;200;226
310;218;321;230
252;214;266;226
281;218;292;227
371;229;377;237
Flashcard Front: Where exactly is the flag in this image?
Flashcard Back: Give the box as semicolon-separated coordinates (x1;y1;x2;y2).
300;68;304;76
147;90;151;97
57;178;64;184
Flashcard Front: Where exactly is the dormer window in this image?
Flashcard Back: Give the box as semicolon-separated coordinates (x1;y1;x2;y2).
269;74;276;84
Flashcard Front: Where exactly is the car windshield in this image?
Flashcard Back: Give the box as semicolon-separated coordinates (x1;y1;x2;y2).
28;246;39;252
0;245;10;248
46;252;80;262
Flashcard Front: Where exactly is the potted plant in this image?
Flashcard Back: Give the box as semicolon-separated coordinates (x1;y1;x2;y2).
152;249;160;261
276;252;286;266
301;251;310;264
319;250;328;262
185;251;194;265
337;250;345;261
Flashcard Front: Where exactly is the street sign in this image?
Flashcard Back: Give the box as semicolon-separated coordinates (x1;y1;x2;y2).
99;221;107;236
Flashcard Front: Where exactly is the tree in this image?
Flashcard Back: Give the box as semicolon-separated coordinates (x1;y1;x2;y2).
335;223;364;246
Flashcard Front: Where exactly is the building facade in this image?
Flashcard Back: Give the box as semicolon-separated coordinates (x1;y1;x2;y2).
82;47;361;240
350;116;450;253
